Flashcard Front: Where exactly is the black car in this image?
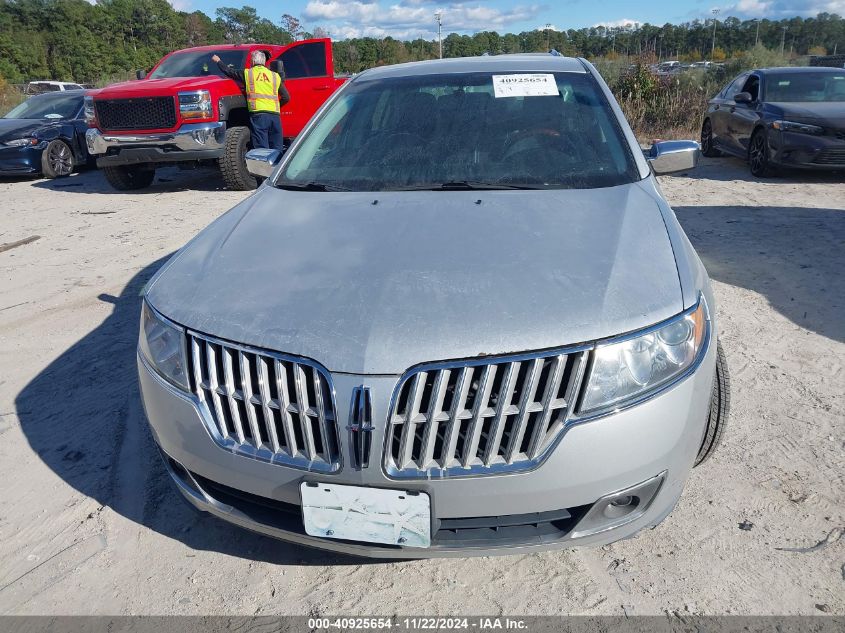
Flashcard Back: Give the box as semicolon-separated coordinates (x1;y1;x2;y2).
0;90;90;178
701;67;845;176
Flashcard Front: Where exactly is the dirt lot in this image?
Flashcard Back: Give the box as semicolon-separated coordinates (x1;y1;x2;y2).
0;158;843;616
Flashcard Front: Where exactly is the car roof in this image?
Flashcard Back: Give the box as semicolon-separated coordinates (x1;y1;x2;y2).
358;55;588;80
757;66;845;74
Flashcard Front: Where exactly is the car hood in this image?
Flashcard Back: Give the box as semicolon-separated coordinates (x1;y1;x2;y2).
95;76;232;98
0;118;50;143
147;182;683;374
768;102;845;127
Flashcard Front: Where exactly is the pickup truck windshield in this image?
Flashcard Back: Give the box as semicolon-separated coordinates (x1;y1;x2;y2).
278;71;638;191
149;50;247;79
765;72;845;102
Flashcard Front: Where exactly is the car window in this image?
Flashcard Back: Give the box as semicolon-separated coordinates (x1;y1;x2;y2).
764;72;845;102
278;42;327;79
149;50;247;79
279;71;639;191
4;93;83;120
741;75;760;101
723;74;748;101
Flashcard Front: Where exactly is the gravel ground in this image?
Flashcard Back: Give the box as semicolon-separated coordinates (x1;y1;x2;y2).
0;158;843;616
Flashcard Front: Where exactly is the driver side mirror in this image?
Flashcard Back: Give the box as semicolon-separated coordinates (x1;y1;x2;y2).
645;140;700;175
734;91;753;104
135;69;147;80
245;148;283;178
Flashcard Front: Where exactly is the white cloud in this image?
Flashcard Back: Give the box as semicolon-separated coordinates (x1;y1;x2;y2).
591;18;642;29
302;1;543;39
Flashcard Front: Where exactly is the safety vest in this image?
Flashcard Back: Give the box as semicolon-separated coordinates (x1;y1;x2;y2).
244;66;281;113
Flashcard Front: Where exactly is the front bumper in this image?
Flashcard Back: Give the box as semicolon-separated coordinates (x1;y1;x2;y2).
86;122;226;167
770;130;845;170
0;143;46;176
138;339;715;558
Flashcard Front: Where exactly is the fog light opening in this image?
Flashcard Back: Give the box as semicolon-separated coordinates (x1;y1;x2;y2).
604;494;641;519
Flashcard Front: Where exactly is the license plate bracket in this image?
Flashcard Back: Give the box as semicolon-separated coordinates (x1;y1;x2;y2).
300;482;431;548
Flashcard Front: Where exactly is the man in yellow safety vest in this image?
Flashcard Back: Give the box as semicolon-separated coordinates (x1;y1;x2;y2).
212;50;290;151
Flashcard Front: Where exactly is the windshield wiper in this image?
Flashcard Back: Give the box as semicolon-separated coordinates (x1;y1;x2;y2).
391;181;545;191
275;181;351;192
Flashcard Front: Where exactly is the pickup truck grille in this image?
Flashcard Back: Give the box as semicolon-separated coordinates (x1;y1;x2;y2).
188;332;341;473
95;97;177;131
385;348;587;478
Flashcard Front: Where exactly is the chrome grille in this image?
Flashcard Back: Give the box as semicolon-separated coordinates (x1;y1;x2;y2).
385;348;588;478
188;332;340;472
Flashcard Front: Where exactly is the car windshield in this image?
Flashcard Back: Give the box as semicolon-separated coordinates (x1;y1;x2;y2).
149;50;247;79
277;71;639;191
765;72;845;102
4;92;83;120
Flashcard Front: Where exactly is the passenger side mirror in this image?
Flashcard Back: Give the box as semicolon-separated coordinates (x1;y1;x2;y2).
136;69;147;80
645;140;700;175
245;148;283;178
269;60;285;79
734;91;752;104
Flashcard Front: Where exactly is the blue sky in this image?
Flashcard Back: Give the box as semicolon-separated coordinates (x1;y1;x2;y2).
178;1;845;40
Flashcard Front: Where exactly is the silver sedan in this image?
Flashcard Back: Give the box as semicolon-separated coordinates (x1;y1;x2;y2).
137;54;729;557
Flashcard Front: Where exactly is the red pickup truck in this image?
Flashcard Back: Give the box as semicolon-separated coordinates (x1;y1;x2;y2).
85;39;346;191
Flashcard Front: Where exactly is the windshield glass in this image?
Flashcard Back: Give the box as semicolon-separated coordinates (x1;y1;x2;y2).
278;71;638;191
765;72;845;102
4;92;83;120
149;50;247;79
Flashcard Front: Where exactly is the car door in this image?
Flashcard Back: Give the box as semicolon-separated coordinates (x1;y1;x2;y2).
728;73;763;153
271;39;335;138
711;73;748;155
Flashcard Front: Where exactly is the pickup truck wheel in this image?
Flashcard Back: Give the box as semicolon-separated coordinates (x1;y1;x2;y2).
219;126;257;191
694;340;731;467
102;165;156;191
41;139;74;178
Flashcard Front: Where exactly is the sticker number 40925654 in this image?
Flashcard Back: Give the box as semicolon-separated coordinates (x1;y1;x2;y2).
492;73;559;98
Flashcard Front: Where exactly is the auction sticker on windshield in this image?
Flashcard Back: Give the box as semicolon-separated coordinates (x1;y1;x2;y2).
301;482;431;547
492;73;558;98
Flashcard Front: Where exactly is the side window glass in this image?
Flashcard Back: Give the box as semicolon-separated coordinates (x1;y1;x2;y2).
742;76;760;101
279;42;327;79
724;75;747;101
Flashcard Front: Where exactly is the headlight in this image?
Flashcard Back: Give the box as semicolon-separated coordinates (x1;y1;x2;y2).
4;137;38;147
139;301;189;391
178;90;213;121
579;298;709;414
772;120;823;135
84;95;96;125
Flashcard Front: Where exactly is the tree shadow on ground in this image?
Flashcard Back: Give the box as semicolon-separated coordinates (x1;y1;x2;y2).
24;165;228;194
14;257;377;566
673;155;845;184
674;204;845;344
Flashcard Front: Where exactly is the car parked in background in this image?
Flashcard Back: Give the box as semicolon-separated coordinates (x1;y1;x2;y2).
138;54;729;558
0;90;89;178
25;81;85;95
85;39;346;191
701;66;845;176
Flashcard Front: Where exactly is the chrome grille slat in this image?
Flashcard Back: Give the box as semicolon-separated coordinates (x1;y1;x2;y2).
386;348;588;479
188;332;340;473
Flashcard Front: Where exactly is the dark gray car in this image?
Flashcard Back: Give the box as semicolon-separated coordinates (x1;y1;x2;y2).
701;67;845;176
138;55;729;557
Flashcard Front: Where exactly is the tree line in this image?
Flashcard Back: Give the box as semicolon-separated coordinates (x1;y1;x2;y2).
1;0;844;84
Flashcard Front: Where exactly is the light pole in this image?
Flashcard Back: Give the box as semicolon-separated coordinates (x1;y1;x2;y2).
545;23;552;52
753;18;760;47
710;8;719;60
435;11;443;59
780;25;787;56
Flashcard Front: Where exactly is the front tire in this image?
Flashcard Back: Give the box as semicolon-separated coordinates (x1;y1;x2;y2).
218;126;257;191
700;119;721;158
694;340;731;467
41;139;74;178
749;129;775;177
102;165;156;191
